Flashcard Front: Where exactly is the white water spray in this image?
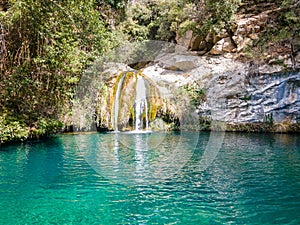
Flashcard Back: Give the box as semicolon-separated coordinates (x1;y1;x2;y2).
113;73;126;132
135;76;149;131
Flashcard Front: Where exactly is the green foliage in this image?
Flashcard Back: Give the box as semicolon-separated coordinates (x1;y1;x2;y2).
0;114;63;144
0;0;118;142
101;0;127;9
198;116;212;131
35;118;64;136
0;114;28;144
243;44;255;59
264;113;274;125
1;0;105;91
181;81;206;107
251;0;299;61
1;0;298;142
203;0;241;28
118;0;197;41
116;0;241;44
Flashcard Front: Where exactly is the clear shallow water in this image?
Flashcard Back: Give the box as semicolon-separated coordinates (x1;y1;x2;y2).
0;132;299;224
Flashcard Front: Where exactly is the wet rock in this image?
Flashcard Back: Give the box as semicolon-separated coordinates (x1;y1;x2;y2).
149;118;172;131
202;71;300;124
102;50;300;129
101;62;133;79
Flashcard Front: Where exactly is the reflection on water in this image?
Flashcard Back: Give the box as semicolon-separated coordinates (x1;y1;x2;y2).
134;134;148;182
0;132;299;224
78;131;200;185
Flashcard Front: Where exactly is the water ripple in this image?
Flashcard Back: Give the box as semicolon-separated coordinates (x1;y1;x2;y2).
0;133;299;224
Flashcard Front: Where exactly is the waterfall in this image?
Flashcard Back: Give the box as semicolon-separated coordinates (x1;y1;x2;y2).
113;73;126;132
113;73;150;132
135;76;149;131
145;99;149;130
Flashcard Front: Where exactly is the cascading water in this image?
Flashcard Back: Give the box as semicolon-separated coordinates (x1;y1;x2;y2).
112;73;151;132
113;73;126;132
135;76;149;131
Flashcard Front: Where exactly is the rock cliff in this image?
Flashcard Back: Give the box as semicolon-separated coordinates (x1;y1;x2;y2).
142;52;300;132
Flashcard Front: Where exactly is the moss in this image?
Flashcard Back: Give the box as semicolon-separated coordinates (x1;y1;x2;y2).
264;113;274;125
149;118;173;131
243;44;254;60
225;122;300;133
199;116;212;131
239;94;252;102
104;70;162;131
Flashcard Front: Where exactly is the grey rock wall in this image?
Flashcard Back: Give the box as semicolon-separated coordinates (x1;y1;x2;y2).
203;71;300;124
143;53;300;124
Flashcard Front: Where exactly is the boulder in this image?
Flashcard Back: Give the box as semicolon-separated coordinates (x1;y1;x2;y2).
237;37;253;52
210;39;224;55
190;35;204;51
176;30;193;49
158;55;198;71
222;37;237;53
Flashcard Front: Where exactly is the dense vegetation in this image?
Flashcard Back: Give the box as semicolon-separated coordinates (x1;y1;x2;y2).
0;0;299;143
1;0;110;143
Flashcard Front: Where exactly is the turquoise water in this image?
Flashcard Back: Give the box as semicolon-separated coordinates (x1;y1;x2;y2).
0;132;299;224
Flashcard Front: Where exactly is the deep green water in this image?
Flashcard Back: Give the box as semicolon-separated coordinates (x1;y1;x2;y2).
0;132;299;224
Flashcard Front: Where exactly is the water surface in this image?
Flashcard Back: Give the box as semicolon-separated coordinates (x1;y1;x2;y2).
0;132;299;224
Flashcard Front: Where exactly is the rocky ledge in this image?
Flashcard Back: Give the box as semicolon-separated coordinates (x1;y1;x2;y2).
141;52;300;132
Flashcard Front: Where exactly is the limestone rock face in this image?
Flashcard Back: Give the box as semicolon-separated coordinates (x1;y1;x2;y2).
142;52;300;125
222;37;237;53
176;30;193;49
158;54;199;71
96;71;161;131
97;52;299;131
203;71;300;124
209;39;224;55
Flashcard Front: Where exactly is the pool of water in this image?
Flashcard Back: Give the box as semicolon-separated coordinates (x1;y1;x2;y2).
0;132;299;224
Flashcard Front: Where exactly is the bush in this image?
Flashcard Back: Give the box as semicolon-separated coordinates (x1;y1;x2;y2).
0;114;63;144
0;115;28;144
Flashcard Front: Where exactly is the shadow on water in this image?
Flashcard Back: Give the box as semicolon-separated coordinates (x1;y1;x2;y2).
0;137;65;190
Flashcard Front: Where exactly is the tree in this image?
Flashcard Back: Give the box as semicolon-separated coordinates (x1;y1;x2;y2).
0;0;114;142
116;0;241;50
